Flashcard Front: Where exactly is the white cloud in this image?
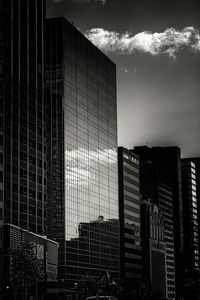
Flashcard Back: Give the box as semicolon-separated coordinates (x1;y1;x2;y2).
85;26;200;57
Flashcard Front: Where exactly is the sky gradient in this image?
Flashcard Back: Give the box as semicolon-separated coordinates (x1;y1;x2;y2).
47;0;200;157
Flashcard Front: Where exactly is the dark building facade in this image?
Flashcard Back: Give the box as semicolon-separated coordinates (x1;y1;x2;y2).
3;223;59;283
2;0;46;234
118;147;142;297
133;146;178;299
141;202;166;298
0;0;48;294
46;17;119;285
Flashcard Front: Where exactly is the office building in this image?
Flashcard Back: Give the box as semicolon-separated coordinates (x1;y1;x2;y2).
133;146;182;298
181;158;200;272
158;183;175;299
3;223;59;282
118;147;142;297
141;203;166;298
0;0;51;295
46;17;119;285
3;223;58;299
137;155;175;299
2;0;46;234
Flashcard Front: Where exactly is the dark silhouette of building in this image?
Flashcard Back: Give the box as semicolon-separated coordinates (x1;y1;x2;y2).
118;147;143;297
133;146;179;299
45;17;119;285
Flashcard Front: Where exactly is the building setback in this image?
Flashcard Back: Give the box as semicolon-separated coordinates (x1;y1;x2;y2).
118;147;142;297
46;17;120;285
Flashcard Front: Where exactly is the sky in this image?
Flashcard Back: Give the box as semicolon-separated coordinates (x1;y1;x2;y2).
47;0;200;158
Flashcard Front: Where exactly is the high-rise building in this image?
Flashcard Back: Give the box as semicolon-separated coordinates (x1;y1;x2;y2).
133;146;180;298
118;147;142;297
181;158;200;272
0;0;49;295
46;17;119;285
158;183;175;299
2;0;46;234
141;203;166;298
135;154;175;299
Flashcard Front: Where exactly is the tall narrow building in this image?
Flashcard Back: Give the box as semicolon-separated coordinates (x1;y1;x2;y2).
158;183;175;299
2;0;46;234
118;147;142;298
133;146;179;298
181;158;200;272
0;0;47;295
46;17;119;285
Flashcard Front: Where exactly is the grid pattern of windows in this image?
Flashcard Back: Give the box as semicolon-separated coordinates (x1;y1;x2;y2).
46;17;119;284
181;160;199;271
118;147;142;290
159;183;176;299
2;0;46;234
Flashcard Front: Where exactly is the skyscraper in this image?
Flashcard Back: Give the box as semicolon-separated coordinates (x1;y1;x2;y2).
46;17;119;285
133;146;181;298
2;0;46;234
118;147;142;297
181;158;200;272
158;183;175;299
141;202;167;298
0;0;47;295
134;153;175;299
1;0;46;237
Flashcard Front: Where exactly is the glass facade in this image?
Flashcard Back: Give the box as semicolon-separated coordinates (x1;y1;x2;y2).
2;0;46;234
46;17;119;285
